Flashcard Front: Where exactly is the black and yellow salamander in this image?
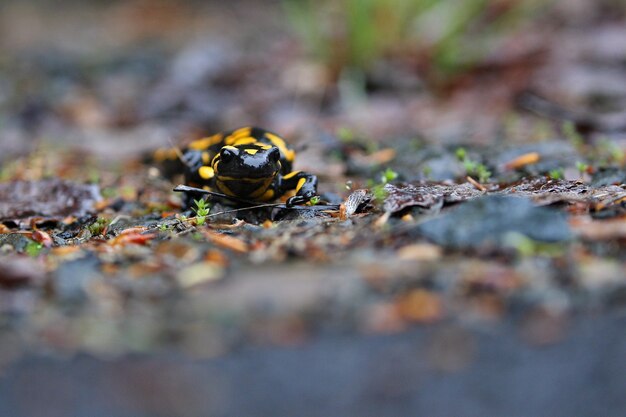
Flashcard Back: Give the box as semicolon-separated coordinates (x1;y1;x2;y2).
155;126;318;207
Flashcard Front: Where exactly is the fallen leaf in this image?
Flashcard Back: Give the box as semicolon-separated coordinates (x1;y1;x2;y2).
204;230;249;253
110;227;156;246
31;230;53;248
503;152;541;170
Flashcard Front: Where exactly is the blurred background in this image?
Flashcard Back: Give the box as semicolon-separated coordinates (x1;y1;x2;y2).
1;1;626;416
1;0;625;160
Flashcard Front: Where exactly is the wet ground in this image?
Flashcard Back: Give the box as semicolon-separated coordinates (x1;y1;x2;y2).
0;0;625;415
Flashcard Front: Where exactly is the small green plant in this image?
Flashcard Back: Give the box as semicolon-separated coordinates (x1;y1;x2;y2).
25;240;43;257
575;161;589;176
455;147;492;183
367;167;398;203
380;167;399;184
193;198;210;226
158;223;171;232
548;168;564;180
309;196;321;205
455;147;467;161
371;184;388;203
88;217;109;236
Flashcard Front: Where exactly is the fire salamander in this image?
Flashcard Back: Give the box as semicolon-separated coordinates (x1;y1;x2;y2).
155;127;317;207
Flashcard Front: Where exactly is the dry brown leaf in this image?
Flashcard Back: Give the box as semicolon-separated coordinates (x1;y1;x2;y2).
31;230;54;248
110;227;155;246
204;230;249;253
503;152;541;170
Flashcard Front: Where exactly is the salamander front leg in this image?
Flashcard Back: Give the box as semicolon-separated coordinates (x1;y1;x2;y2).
280;171;318;206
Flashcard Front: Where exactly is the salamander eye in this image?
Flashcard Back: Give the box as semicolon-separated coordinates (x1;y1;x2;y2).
220;147;236;164
268;147;281;164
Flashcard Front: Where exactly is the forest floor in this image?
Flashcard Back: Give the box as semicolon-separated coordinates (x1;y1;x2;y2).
0;1;625;416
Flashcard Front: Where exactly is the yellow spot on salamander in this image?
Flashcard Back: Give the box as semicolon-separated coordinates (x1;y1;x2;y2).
225;128;252;144
282;171;301;180
243;148;259;155
232;127;252;136
265;132;295;162
260;189;275;201
199;166;214;180
188;134;223;150
202;152;210;164
296;177;306;193
232;137;258;146
216;180;236;196
248;178;275;199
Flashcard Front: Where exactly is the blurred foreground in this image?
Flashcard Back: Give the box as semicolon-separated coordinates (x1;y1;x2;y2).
0;1;625;416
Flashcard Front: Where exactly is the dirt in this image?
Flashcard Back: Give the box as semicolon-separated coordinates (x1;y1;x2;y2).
0;1;625;415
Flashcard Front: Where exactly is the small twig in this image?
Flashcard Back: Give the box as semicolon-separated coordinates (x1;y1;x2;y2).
167;138;191;168
466;176;487;192
206;202;286;217
173;184;341;214
173;184;259;206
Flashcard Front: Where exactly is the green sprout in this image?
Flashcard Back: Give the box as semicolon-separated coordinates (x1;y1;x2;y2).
380;167;399;184
193;198;210;226
25;240;43;257
309;196;321;205
548;168;564;180
88;217;109;236
455;147;467;161
455;147;491;183
371;185;388;203
575;161;589;176
368;167;398;203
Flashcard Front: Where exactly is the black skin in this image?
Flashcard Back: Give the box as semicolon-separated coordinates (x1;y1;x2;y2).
179;127;318;209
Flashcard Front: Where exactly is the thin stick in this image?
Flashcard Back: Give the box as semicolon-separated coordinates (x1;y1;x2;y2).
173;184;259;206
173;184;341;213
466;176;487;192
206;202;286;217
166;138;191;168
